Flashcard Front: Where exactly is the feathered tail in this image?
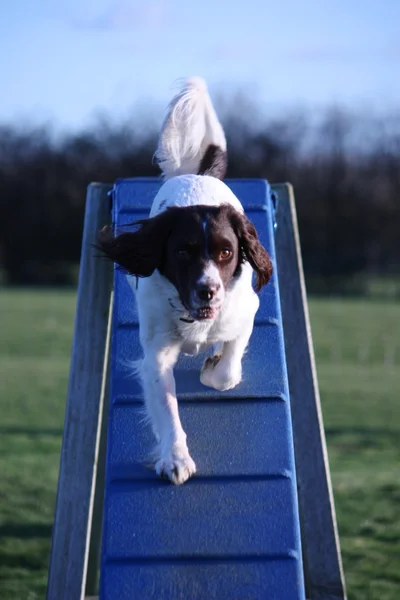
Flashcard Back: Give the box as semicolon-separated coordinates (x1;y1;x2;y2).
154;77;227;180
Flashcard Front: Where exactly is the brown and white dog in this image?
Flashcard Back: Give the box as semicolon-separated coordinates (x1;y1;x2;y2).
99;77;272;484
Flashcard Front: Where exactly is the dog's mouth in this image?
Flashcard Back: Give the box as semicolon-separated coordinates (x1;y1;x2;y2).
190;306;220;321
170;297;220;323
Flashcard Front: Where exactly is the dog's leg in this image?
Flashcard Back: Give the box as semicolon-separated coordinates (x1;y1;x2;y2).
200;322;254;391
141;341;196;485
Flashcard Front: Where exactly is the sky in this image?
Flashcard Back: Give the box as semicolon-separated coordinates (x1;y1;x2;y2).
1;0;399;130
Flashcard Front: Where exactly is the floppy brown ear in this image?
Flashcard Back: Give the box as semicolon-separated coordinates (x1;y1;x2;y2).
225;206;273;291
97;211;174;277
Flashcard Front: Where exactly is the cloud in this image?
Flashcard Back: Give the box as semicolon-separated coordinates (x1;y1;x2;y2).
70;0;169;33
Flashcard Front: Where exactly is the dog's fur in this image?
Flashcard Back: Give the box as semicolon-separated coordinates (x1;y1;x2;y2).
99;77;272;484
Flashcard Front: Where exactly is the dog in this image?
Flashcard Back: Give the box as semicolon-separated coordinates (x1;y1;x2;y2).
99;77;272;484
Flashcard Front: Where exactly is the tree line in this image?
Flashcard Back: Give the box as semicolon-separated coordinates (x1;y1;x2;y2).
1;101;399;293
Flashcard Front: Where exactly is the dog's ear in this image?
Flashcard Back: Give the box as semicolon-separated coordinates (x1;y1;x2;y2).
225;206;273;291
97;210;174;277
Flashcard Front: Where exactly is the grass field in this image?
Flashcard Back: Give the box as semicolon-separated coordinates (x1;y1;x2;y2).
1;289;399;599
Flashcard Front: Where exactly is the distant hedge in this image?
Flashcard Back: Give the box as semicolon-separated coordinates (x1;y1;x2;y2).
1;101;399;289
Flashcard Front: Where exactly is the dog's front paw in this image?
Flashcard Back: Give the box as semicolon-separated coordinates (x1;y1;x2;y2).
200;355;242;391
155;445;196;485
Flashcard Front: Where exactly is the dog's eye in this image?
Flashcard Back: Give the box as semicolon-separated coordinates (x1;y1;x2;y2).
177;249;190;259
219;249;232;260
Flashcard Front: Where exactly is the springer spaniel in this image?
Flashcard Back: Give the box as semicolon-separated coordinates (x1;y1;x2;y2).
99;77;272;484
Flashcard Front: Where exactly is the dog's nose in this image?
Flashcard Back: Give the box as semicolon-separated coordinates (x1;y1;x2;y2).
196;284;220;302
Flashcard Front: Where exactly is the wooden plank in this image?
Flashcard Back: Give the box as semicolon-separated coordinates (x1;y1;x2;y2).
47;183;113;600
273;183;347;600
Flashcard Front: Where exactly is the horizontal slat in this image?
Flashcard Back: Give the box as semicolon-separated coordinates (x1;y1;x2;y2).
103;479;300;559
111;324;288;399
114;178;162;210
102;558;303;600
108;400;294;479
114;178;271;212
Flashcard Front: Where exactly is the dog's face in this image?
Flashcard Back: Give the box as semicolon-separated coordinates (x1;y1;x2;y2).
163;206;241;320
98;204;272;321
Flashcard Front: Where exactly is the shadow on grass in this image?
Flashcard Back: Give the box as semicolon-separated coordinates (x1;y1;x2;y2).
0;427;63;437
0;550;49;571
325;427;399;448
0;524;53;539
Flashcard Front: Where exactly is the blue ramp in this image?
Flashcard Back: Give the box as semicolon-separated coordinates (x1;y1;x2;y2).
100;179;305;600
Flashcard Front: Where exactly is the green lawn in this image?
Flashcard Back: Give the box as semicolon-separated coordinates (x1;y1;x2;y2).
0;290;75;599
308;300;400;600
1;290;399;599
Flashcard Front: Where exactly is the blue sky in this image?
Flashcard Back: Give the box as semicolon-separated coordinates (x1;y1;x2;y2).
1;0;399;130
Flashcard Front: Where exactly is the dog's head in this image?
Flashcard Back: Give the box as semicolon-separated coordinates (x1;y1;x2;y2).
98;203;272;321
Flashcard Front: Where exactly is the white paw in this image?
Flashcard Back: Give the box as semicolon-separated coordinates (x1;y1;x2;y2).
200;354;242;391
155;445;196;485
